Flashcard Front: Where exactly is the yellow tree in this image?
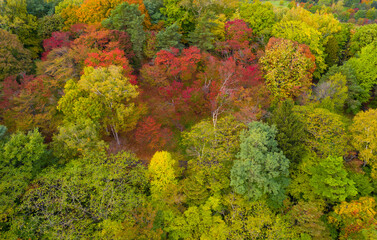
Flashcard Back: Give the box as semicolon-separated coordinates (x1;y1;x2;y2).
281;7;341;41
330;197;377;239
295;105;349;158
60;0;151;28
259;37;315;102
57;65;140;145
148;151;179;203
350;108;377;178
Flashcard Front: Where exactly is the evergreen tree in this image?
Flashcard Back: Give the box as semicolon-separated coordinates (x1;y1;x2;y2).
188;13;216;51
156;23;182;50
268;100;307;168
102;3;146;62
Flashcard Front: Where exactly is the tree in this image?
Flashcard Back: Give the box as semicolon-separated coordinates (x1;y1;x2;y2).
84;48;136;84
259;38;315;101
37;14;65;40
160;0;196;34
2;75;62;136
320;64;369;114
181;116;244;201
288;201;331;239
148;151;178;202
54;0;84;15
350;108;377;178
346;42;377;95
230;121;290;207
272;20;326;77
72;25;134;62
57;66;140;145
166;197;228;240
310;156;357;202
0;0;41;57
188;13;217;51
51;119;107;161
281;7;341;40
9;151;148;239
324;35;339;67
0;129;47;222
0;74;34;110
36;47;82;83
239;0;275;36
267;100;307;168
156;23;182;51
182;115;244;168
144;0;165;25
223;194;297;239
295;106;348;158
102;2;146;62
230;82;270;124
26;0;57;18
313;73;348;112
134;116;170;151
61;0;151;28
41;31;71;60
288;153;325;203
330;197;377;239
216;19;255;64
0;29;33;81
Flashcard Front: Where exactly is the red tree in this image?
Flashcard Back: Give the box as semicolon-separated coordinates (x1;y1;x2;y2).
42;31;71;60
73;24;135;61
0;74;34;109
216;19;255;65
134;116;171;151
84;48;137;84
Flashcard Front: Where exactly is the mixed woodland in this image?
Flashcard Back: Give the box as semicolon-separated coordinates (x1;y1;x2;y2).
1;0;377;239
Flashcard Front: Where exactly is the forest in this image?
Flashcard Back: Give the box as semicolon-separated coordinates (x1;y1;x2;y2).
1;0;377;239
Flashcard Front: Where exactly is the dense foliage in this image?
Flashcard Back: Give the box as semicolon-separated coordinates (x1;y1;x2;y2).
1;0;377;239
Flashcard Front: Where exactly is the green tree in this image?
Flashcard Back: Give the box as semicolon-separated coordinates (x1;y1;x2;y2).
51;118;107;161
320;64;369;114
0;129;47;222
57;66;140;145
313;72;348;112
8;151;148;239
0;0;41;57
160;0;196;34
295;105;348;157
346;42;377;95
0;29;33;81
26;0;58;18
188;13;216;51
102;3;146;62
0;125;7;140
181;116;245;200
223;194;297;239
230;121;290;207
37;14;64;39
156;23;182;50
268;100;307;168
310;155;357;202
288;153;325;203
324;35;339;67
166;197;227;240
239;0;275;36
